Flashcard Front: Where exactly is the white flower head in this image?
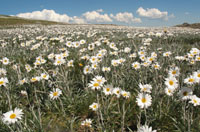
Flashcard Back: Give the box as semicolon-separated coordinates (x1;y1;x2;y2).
139;83;152;93
132;62;141;70
113;87;121;98
2;57;9;65
121;90;130;99
165;76;178;89
189;95;200;106
103;85;113;95
3;108;23;124
89;103;99;111
0;77;8;87
136;93;152;109
81;118;92;128
49;88;62;100
137;125;157;132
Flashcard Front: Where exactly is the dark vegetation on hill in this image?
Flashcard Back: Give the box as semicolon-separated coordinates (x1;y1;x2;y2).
0;15;68;25
176;22;200;29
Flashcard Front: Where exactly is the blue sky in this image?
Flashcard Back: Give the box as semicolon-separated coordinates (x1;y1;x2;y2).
0;0;200;27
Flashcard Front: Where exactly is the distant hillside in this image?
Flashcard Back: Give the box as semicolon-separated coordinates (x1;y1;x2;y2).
0;15;68;25
176;22;200;29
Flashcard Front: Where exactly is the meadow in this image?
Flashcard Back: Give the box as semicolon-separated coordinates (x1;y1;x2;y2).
0;24;200;132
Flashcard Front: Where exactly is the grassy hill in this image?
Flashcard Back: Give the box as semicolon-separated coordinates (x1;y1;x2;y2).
176;22;200;29
0;15;68;25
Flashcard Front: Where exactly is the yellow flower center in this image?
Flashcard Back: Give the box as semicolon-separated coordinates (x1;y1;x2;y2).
168;89;172;93
43;75;47;78
123;93;127;97
169;80;174;86
134;64;138;68
172;71;176;75
97;79;102;83
57;60;61;64
198;74;200;78
0;81;4;85
10;113;16;119
32;78;37;81
93;105;97;108
189;78;194;82
154;65;158;68
53;92;58;97
106;88;110;92
93;83;99;87
143;88;147;91
193;99;197;104
141;98;146;103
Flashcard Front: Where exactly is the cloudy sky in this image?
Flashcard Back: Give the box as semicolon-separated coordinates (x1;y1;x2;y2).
1;0;200;27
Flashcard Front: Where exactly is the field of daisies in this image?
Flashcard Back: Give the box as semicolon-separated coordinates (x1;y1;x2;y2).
0;24;200;132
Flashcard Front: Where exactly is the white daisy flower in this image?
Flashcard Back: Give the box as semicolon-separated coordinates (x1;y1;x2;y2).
92;76;106;86
184;75;196;85
139;83;152;93
193;70;200;83
132;62;141;70
88;80;102;90
136;93;152;109
89;103;99;111
81;118;92;128
83;65;92;74
102;67;111;72
2;108;23;124
137;125;157;132
113;87;121;98
121;90;130;99
165;87;175;96
49;88;62;100
67;60;74;67
165;76;178;89
41;73;49;80
103;85;113;95
168;67;180;77
189;95;200;106
2;57;9;65
0;77;8;87
163;51;172;57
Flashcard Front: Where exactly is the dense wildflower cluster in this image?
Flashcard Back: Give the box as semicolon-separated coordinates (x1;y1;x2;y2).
0;24;200;131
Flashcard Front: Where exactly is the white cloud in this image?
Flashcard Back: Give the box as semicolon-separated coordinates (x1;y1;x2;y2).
136;7;173;20
71;16;86;24
17;9;71;23
16;9;144;25
82;10;113;23
110;12;141;23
